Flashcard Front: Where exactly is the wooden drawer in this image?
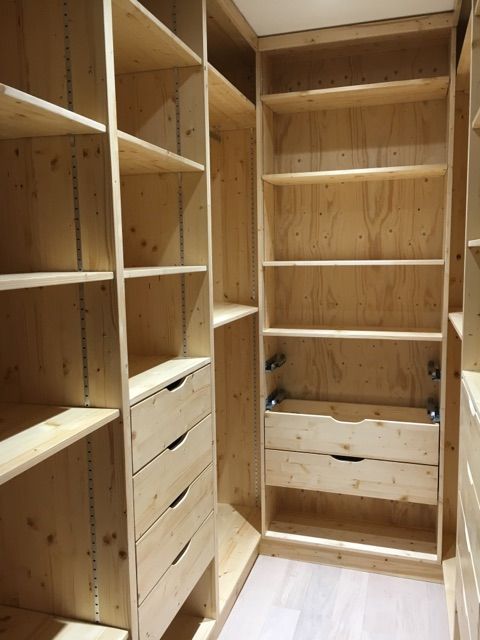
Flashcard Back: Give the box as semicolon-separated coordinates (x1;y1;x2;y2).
138;513;215;640
265;400;439;465
133;414;213;539
457;496;480;640
131;365;211;472
265;449;438;505
461;379;480;494
136;464;214;604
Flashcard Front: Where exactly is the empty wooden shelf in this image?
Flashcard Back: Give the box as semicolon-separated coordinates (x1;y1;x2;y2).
263;327;443;341
263;260;445;267
262;76;449;114
0;404;119;486
128;355;211;405
449;311;464;339
468;238;480;247
263;164;447;186
0;84;106;140
0;271;114;291
117;131;204;175
124;266;207;279
0;605;128;640
213;302;258;328
208;64;256;130
112;0;202;74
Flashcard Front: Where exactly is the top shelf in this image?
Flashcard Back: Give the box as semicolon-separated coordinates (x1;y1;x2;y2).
262;76;449;114
112;0;202;75
208;64;256;130
0;84;106;140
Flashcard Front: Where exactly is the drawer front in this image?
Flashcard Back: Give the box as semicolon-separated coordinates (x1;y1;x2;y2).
138;513;215;640
457;496;480;639
461;379;480;495
131;365;211;472
136;465;214;604
265;411;439;465
265;449;438;505
134;414;213;539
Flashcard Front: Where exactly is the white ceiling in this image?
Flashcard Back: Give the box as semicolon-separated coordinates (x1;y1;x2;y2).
233;0;456;36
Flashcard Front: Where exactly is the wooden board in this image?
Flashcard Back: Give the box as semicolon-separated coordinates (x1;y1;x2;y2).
208;64;255;131
0;272;113;291
213;302;258;328
449;311;463;339
262;77;449;114
263;327;443;341
124;266;207;278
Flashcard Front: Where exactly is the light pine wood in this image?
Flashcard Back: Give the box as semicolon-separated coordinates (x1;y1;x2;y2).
262;77;450;114
263;327;443;341
0;83;106;139
266;399;439;465
131;364;211;472
457;16;472;91
0;605;128;640
208;64;256;131
265;449;439;505
124;265;207;279
457;496;480;638
468;238;480;246
443;556;457;639
0;271;114;291
449;311;464;339
111;0;201;74
0;404;119;485
213;302;258;328
264;260;445;267
263;164;447;186
117;130;204;175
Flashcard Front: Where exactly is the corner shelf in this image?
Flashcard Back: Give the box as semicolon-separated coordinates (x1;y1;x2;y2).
0;605;128;639
208;64;256;131
263;326;443;341
261;76;449;114
0;83;106;140
112;0;202;74
117;130;204;176
262;164;447;186
213;302;258;328
124;266;207;279
449;311;463;339
128;355;211;405
0;404;119;486
0;271;114;292
263;259;444;267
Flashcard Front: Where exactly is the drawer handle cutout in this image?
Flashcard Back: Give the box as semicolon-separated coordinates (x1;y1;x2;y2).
168;432;188;451
169;487;190;510
166;376;188;392
331;455;364;463
172;540;191;566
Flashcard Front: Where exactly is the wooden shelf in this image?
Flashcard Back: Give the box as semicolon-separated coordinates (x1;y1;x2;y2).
128;355;211;405
473;106;480;130
112;0;202;74
468;239;480;247
162;615;216;640
0;605;128;639
208;64;256;131
0;404;119;486
0;271;114;292
263;259;444;267
263;326;443;342
124;265;207;279
117;130;204;176
262;76;449;114
449;311;463;339
266;512;437;562
263;164;447;186
213;302;258;328
218;504;261;616
457;16;471;91
0;83;106;140
463;371;480;417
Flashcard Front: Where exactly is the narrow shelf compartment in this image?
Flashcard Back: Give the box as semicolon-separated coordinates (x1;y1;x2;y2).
0;403;119;486
129;356;211;405
0;605;128;639
218;504;261;615
124;265;207;279
449;311;463;339
262;76;449;114
265;511;437;562
264;260;445;267
0;271;114;291
112;0;201;74
0;83;106;140
263;164;447;186
208;64;256;131
263;327;443;341
213;302;258;328
117;130;204;176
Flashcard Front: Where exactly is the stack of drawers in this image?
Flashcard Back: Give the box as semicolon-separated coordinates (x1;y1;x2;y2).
456;379;480;639
265;404;440;506
130;365;215;640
